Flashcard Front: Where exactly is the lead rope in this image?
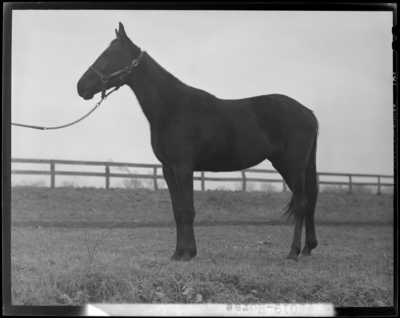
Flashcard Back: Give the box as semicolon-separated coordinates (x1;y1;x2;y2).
11;86;119;130
12;50;144;130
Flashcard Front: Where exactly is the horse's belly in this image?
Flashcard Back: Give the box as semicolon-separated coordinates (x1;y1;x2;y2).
194;135;272;172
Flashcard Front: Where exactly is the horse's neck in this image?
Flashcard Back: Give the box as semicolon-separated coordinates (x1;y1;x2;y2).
126;52;188;125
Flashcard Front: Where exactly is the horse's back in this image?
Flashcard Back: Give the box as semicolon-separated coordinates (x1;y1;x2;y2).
244;94;318;141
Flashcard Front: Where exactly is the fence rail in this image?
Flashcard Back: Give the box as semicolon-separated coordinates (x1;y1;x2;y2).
11;158;394;194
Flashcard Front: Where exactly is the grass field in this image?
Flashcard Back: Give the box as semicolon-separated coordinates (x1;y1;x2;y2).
10;188;394;306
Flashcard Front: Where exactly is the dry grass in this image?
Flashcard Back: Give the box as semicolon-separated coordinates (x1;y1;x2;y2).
10;188;394;306
11;224;393;306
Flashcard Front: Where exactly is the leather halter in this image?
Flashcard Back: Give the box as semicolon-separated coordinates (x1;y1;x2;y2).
89;50;144;99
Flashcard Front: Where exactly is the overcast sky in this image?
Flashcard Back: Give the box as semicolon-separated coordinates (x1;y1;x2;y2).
11;10;393;187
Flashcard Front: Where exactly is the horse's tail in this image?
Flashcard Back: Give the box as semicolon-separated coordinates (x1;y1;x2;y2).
281;196;295;221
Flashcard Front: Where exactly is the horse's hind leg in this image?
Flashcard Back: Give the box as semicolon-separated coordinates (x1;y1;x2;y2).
301;185;317;256
301;139;318;256
270;153;293;191
301;175;318;256
284;153;308;262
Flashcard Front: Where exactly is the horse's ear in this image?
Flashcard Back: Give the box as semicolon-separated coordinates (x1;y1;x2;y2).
115;29;119;39
118;22;128;42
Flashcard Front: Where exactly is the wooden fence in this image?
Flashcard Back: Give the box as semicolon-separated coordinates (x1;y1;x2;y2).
11;158;394;194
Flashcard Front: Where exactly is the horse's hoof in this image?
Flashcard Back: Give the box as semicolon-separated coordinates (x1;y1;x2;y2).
180;255;192;262
301;245;312;256
178;249;196;262
286;253;299;262
170;252;184;261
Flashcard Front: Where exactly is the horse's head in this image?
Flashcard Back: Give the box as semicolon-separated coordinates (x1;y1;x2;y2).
77;22;142;100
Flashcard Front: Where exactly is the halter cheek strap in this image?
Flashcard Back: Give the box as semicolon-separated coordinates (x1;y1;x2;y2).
89;51;144;99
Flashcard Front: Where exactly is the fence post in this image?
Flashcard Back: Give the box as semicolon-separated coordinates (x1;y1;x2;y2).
349;175;352;194
105;164;110;189
201;172;205;191
377;175;381;195
153;167;158;190
50;160;55;189
241;171;247;192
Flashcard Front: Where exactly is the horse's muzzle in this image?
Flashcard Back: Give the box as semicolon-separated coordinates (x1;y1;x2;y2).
77;78;95;100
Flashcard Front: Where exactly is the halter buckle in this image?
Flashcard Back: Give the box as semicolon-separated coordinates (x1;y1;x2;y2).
132;60;138;67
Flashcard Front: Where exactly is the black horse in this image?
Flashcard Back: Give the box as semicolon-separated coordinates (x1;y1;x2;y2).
77;23;319;262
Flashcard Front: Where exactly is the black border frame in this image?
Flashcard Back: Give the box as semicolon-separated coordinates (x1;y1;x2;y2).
3;2;397;316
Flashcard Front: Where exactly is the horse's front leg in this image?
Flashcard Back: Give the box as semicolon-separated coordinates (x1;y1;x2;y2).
172;164;197;261
162;164;186;260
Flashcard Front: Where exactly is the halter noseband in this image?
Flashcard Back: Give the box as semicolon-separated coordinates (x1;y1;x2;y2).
89;50;144;99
